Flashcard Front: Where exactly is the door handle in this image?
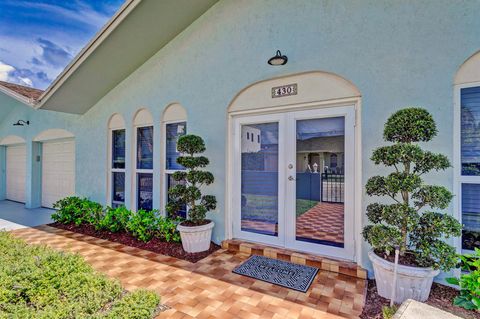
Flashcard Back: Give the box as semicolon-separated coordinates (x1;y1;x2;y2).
288;176;296;181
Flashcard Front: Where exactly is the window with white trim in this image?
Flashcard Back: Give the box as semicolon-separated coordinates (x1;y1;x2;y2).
111;129;126;207
460;86;480;250
108;114;126;208
165;121;187;218
161;103;188;218
133;109;154;211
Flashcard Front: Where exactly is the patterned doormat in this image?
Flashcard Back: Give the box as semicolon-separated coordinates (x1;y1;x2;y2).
233;255;319;292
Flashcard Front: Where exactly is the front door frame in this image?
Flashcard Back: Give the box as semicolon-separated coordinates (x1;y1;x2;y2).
227;99;361;262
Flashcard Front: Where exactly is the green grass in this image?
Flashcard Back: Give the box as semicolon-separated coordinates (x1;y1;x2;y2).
0;232;160;319
242;194;318;219
296;199;318;217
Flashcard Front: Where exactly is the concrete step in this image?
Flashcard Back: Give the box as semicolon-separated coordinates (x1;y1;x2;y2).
222;239;367;279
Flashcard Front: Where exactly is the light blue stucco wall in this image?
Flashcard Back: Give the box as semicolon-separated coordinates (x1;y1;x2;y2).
1;0;480;274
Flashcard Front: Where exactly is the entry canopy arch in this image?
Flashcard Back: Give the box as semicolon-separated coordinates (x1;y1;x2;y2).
0;135;26;145
108;113;126;129
33;129;74;142
228;71;361;113
162;103;187;122
133;108;153;126
455;50;480;85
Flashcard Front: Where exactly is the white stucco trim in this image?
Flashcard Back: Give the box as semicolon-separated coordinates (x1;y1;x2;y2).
108;113;126;130
0;135;26;146
162;103;188;123
133;108;154;126
33;129;74;142
454;51;480;85
225;71;363;264
228;71;361;114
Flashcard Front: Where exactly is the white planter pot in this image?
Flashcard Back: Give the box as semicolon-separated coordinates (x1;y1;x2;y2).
369;250;440;304
177;221;214;253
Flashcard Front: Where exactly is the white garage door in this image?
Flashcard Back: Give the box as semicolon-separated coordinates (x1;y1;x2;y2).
6;144;26;203
42;139;75;208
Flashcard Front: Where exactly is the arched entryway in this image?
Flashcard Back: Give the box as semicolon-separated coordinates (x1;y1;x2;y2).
227;71;362;261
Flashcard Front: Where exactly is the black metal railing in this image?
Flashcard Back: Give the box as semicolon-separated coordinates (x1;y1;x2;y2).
321;173;344;203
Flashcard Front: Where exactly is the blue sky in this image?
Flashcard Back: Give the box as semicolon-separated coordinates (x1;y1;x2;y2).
0;0;124;89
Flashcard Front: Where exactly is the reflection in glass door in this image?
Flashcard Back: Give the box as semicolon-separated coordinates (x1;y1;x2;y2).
240;122;279;236
232;106;354;260
294;117;345;248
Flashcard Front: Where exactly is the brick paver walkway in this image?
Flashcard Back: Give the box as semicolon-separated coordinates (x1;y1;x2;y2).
11;225;365;319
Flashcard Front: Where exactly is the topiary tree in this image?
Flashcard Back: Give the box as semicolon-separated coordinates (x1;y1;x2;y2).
362;107;462;271
166;134;217;225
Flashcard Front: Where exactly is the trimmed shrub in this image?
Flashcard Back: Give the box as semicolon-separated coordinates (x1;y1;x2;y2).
126;209;158;242
166;134;217;225
447;248;480;310
52;196;103;226
0;231;159;318
99;206;132;233
53;197;181;245
362;107;461;271
105;289;160;319
155;216;181;243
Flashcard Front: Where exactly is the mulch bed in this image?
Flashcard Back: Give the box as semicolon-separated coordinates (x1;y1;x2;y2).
360;279;480;319
50;222;220;263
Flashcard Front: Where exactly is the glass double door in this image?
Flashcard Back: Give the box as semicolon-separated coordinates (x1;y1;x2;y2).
232;106;355;260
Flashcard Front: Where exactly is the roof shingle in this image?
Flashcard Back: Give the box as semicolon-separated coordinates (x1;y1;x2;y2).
0;81;43;101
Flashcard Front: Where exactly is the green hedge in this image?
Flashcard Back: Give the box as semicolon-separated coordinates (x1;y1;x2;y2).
0;232;160;318
52;197;181;243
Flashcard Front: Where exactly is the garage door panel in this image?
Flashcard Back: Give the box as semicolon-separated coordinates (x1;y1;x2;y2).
42;139;75;208
6;145;26;203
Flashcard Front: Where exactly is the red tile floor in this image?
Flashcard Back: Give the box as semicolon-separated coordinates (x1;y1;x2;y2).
241;202;344;246
296;202;344;245
11;225;366;319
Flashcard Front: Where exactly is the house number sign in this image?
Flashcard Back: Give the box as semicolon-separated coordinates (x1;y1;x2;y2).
271;83;298;98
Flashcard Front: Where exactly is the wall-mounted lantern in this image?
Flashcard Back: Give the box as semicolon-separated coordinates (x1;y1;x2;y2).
13;120;30;126
268;50;288;66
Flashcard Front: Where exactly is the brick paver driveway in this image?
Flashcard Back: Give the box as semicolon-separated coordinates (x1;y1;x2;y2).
11;225;365;319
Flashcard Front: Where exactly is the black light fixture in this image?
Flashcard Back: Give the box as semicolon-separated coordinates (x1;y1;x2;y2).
268;50;288;66
13;120;30;126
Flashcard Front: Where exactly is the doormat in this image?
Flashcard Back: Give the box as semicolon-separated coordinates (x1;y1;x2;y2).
233;255;318;292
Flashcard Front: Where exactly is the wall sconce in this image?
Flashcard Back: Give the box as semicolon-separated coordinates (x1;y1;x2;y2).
13;120;30;126
268;50;288;66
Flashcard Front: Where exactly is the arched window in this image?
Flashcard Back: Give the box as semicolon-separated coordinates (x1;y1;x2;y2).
162;103;187;218
454;50;480;252
133;109;154;211
108;114;126;208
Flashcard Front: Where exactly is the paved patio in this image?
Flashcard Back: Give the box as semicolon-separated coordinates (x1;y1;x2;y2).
11;225;366;319
0;200;53;230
